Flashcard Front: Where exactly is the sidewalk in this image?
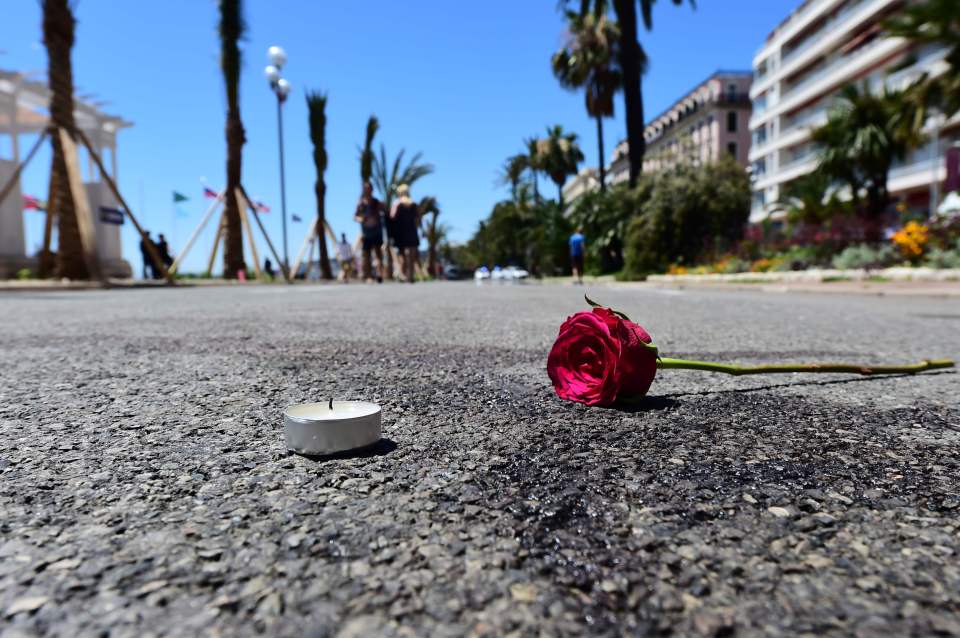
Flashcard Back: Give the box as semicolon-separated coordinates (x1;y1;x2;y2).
637;279;960;297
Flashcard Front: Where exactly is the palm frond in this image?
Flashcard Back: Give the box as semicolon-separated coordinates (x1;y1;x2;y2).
306;91;328;173
360;115;378;182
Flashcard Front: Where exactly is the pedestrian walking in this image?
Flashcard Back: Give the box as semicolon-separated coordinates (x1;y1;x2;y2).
569;228;585;285
140;231;154;280
156;234;174;267
264;258;275;280
390;184;420;283
337;233;355;283
354;182;385;283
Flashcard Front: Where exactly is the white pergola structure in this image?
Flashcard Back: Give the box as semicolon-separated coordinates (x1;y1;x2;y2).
0;69;133;278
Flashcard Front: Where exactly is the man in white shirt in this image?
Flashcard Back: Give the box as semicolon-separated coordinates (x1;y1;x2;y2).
337;233;354;282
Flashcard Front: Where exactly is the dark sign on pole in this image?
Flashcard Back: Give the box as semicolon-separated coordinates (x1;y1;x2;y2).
946;147;960;194
99;206;124;225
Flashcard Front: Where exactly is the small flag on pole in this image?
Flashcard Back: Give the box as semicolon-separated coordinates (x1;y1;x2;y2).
292;214;302;223
23;194;46;211
203;186;219;199
173;191;190;203
254;200;270;213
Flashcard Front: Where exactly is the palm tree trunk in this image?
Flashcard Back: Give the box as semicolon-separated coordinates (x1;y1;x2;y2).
223;114;245;278
613;0;645;187
557;183;564;209
596;114;606;193
316;181;333;280
43;0;88;279
219;0;245;279
427;215;438;278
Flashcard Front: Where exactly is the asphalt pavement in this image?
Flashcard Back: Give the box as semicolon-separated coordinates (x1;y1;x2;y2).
1;282;958;636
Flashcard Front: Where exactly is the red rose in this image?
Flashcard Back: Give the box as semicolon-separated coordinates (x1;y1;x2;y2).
546;307;658;406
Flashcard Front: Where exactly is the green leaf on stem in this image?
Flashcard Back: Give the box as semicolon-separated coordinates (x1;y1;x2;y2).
583;294;632;322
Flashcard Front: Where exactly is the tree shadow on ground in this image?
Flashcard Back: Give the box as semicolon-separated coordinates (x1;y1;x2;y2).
661;370;955;398
291;438;398;463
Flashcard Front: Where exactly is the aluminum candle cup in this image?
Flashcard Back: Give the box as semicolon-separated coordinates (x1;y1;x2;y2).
284;401;382;455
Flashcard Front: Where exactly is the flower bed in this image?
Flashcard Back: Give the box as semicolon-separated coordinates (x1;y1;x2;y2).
648;267;960;284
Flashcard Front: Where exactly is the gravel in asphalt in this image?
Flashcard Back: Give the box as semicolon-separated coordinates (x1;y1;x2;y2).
1;282;958;637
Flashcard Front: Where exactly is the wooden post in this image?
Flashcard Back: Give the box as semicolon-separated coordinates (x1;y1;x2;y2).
39;168;58;278
0;129;48;210
74;129;172;284
58;128;105;283
206;212;226;276
323;219;338;244
236;193;262;280
237;186;291;283
168;193;223;275
290;216;318;281
306;236;316;279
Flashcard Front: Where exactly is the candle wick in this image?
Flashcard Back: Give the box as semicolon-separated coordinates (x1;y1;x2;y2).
329;398;333;410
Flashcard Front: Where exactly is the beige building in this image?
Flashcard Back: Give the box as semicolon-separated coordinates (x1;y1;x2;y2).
749;0;957;221
561;167;600;212
607;70;754;185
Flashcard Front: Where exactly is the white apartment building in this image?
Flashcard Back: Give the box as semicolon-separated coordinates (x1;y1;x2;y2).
748;0;956;222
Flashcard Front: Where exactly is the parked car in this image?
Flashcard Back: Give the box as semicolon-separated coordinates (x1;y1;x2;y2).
443;264;461;280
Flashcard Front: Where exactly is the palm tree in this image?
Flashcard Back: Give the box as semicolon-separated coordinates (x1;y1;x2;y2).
359;115;379;183
812;83;923;218
372;146;434;216
42;0;86;279
597;0;694;186
885;0;960;120
552;7;621;191
525;137;546;202
418;196;442;277
372;146;434;278
497;154;529;201
306;91;332;280
218;0;246;278
776;170;836;226
541;125;585;207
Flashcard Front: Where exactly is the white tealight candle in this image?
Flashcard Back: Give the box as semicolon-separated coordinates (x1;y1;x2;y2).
284;401;381;455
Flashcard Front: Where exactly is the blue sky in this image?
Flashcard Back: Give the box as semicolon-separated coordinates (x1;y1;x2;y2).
2;0;797;274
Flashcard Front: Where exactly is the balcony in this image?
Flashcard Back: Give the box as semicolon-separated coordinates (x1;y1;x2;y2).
782;29;887;100
754;34;904;128
780;0;870;68
716;93;752;107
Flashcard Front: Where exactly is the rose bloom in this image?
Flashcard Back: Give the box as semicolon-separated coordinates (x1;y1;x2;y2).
547;307;658;406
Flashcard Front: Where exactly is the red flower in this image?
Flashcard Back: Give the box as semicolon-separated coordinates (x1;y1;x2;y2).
547;307;658;407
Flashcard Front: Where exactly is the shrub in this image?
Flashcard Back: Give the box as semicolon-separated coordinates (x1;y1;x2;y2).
623;158;750;278
772;245;822;271
15;268;33;280
831;244;898;270
923;239;960;269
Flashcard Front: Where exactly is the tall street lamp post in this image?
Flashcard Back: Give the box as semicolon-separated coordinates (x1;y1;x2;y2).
265;46;291;272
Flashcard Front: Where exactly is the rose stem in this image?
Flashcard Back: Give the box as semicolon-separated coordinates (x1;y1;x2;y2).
656;357;955;376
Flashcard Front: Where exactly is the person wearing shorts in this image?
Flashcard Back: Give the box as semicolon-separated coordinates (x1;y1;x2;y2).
569;228;585;285
354;182;385;282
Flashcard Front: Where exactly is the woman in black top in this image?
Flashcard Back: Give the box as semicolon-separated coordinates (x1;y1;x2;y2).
390;183;420;283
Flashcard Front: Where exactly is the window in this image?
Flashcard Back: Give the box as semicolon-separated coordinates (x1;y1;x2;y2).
727;111;738;132
727;142;738;158
727;83;738;101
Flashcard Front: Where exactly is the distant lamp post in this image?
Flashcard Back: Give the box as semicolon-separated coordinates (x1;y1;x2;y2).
930;109;946;217
265;45;291;272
